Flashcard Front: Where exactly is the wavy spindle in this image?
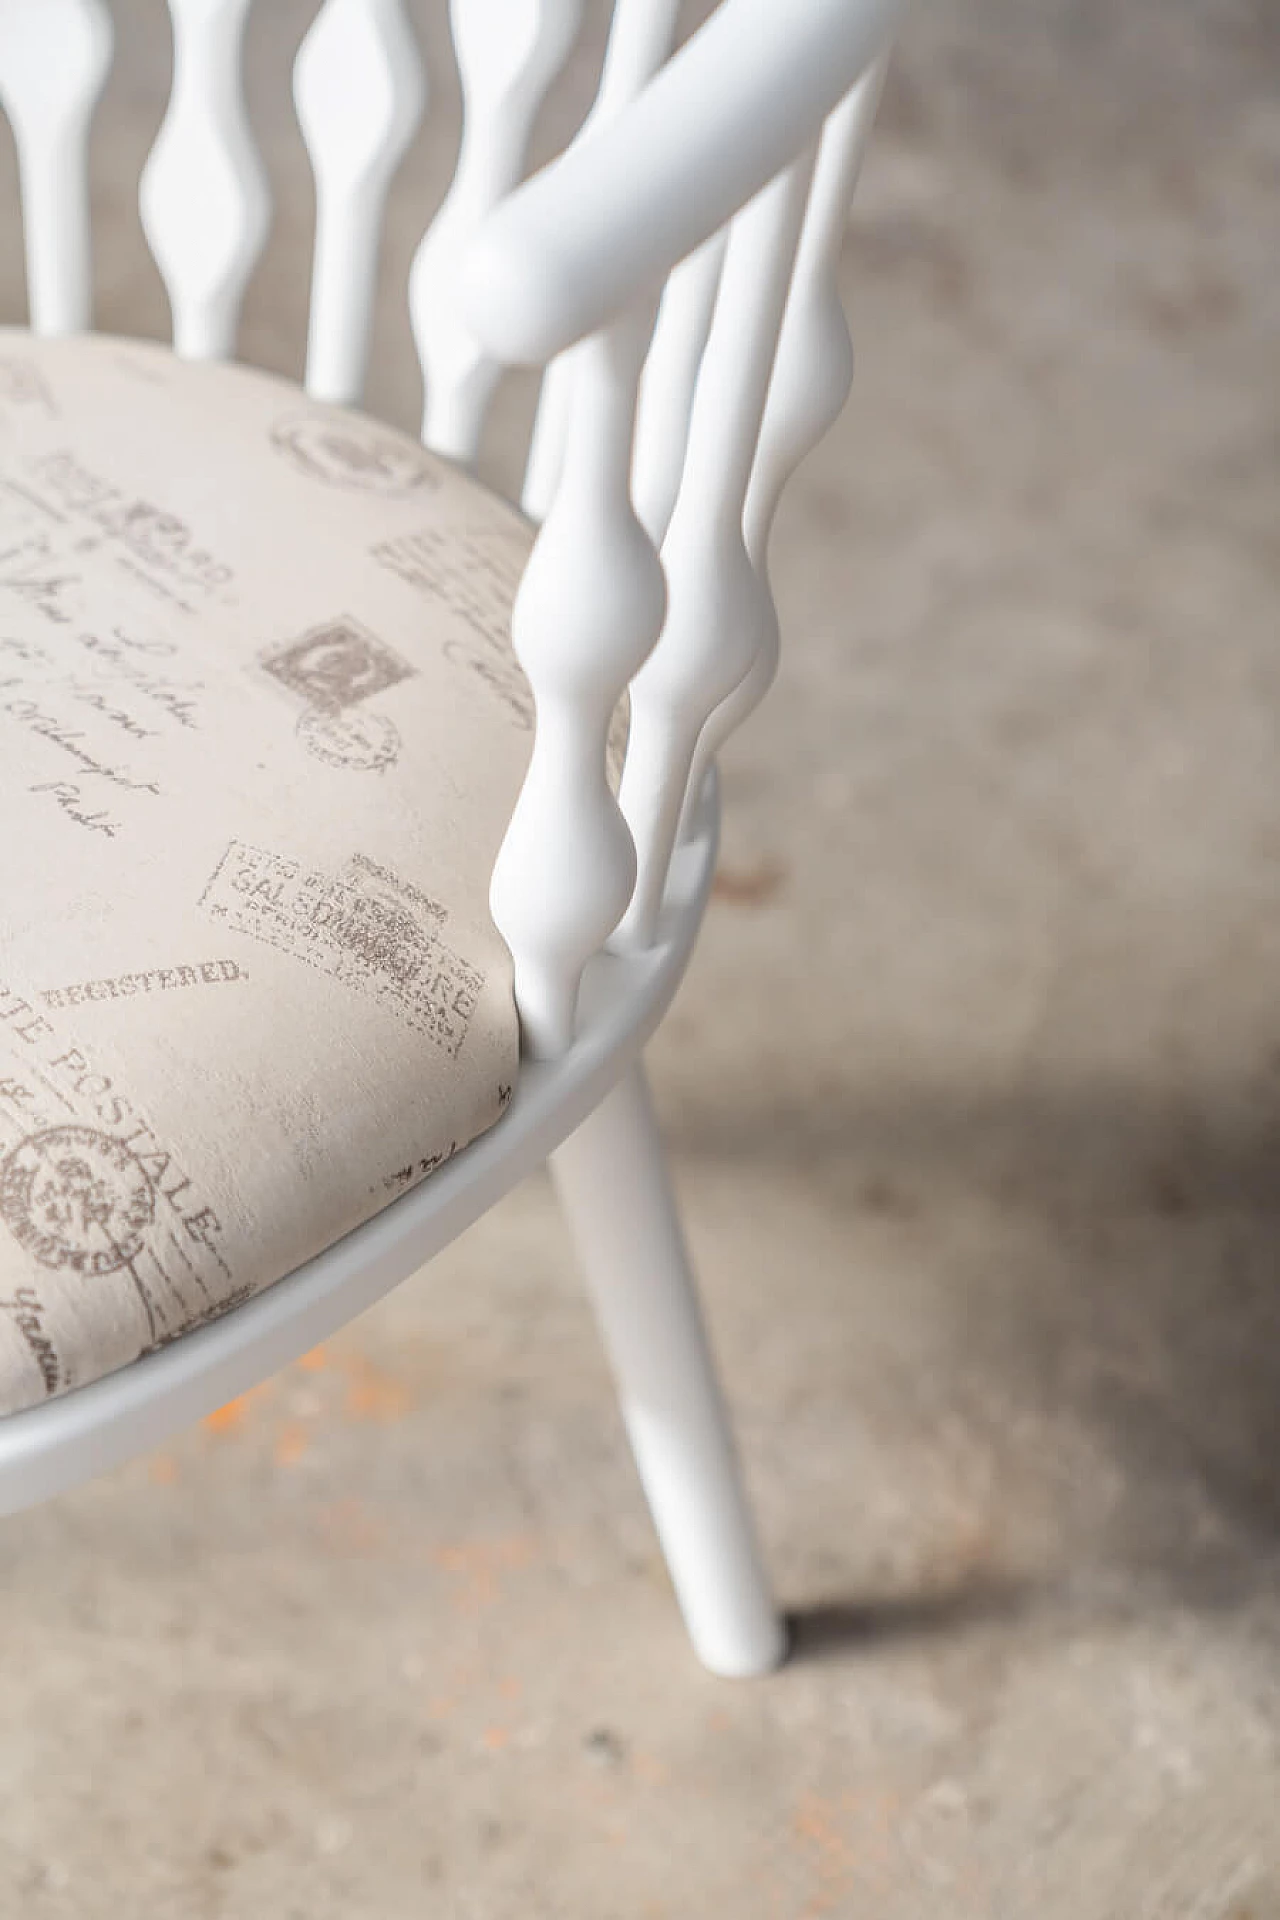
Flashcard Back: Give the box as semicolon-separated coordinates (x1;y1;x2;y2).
630;229;727;547
744;58;888;569
0;0;112;334
489;302;666;1056
294;0;426;405
612;151;816;952
410;0;583;464
520;0;683;521
139;0;270;359
677;56;890;833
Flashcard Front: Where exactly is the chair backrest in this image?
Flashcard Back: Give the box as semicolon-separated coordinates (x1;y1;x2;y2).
0;0;899;1057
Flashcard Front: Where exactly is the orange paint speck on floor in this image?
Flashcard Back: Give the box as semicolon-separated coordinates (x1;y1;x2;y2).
202;1380;272;1435
203;1395;251;1435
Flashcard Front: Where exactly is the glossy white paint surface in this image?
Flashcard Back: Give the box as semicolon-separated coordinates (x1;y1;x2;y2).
0;0;111;334
139;0;270;358
412;0;583;461
296;0;426;403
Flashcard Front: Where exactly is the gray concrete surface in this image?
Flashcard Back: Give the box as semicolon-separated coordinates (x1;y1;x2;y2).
2;2;1279;1915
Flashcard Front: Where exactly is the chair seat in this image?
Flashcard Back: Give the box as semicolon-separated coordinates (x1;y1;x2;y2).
0;331;533;1416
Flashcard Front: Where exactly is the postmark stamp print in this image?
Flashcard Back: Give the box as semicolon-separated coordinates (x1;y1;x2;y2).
0;1125;155;1278
260;616;414;713
270;413;440;497
0;996;234;1358
296;704;401;772
200;842;483;1056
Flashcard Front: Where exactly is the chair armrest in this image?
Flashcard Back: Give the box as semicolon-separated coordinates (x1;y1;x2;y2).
461;0;899;366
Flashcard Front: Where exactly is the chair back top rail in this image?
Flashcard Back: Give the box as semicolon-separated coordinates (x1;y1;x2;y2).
0;0;899;1055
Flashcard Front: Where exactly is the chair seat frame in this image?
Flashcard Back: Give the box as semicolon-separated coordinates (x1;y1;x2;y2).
0;781;715;1514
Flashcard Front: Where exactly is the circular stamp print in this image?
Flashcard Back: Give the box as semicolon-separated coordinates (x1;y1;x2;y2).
0;1127;155;1277
270;413;439;497
298;704;400;772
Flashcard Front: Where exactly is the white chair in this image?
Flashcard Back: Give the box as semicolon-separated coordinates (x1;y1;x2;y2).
0;0;898;1678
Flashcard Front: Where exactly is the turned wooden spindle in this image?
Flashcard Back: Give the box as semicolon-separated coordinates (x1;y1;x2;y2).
0;0;112;335
678;57;891;836
521;0;684;521
411;0;584;464
631;230;728;548
613;151;817;952
295;0;426;405
139;0;270;359
491;0;687;1049
489;307;666;1054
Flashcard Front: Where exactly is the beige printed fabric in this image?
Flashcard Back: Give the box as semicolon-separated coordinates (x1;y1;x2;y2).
0;331;534;1415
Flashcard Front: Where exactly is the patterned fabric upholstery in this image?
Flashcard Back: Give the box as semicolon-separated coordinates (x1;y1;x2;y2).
0;333;532;1413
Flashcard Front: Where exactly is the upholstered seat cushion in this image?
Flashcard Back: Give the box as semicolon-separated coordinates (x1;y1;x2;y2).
0;331;534;1415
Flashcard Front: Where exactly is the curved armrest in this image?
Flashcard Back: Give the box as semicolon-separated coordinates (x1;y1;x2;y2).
461;0;900;365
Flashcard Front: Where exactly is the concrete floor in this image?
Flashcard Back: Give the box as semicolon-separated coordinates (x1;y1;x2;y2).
3;2;1279;1914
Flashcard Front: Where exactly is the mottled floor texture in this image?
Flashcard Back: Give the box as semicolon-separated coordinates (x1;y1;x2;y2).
2;2;1279;1915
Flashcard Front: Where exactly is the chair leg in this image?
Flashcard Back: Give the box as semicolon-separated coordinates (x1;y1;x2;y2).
550;1059;787;1677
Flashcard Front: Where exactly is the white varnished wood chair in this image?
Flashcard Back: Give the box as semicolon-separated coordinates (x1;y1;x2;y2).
0;0;897;1678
